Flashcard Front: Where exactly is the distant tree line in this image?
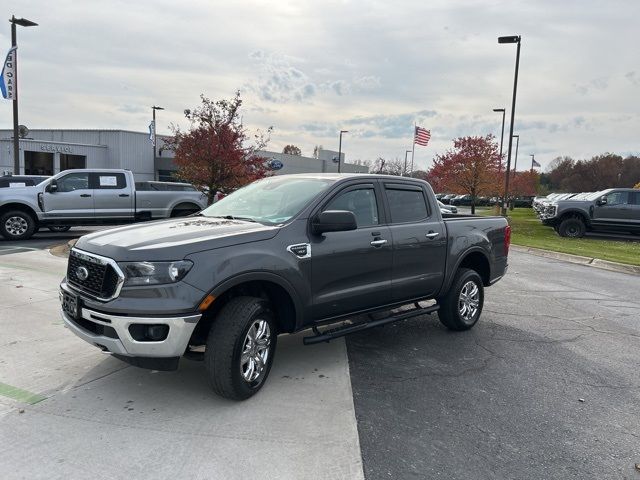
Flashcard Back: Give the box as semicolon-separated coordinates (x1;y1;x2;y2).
540;154;640;193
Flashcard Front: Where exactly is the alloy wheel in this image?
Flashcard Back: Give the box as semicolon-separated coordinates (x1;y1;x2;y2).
458;280;480;323
240;319;271;383
5;216;28;236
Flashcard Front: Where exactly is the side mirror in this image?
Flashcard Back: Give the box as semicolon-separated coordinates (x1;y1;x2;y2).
312;210;357;235
47;180;58;193
596;195;607;206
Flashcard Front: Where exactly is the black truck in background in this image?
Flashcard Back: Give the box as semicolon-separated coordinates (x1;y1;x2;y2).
60;174;510;400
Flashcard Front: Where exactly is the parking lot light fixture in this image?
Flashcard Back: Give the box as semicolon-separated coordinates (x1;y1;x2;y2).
9;15;38;175
498;34;522;216
493;108;506;172
337;130;348;173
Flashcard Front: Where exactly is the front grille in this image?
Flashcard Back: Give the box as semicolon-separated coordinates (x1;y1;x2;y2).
67;250;121;299
69;315;119;339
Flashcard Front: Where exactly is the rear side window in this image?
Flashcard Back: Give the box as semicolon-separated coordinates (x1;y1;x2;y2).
92;173;126;190
386;187;429;223
629;192;640;205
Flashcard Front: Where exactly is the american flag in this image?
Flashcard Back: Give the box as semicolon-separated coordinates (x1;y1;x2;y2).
414;126;431;146
532;158;541;168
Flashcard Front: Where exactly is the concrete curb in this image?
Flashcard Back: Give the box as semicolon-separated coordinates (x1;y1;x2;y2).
512;245;640;276
48;239;77;258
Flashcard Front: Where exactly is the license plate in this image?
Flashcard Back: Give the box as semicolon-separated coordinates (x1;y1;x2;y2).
62;291;79;319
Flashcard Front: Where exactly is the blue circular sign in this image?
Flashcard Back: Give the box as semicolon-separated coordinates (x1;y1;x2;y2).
268;159;284;170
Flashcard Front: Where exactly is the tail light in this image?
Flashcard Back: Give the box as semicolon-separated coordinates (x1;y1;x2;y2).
504;225;511;256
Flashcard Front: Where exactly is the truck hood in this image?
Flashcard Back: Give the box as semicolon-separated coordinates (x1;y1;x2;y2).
74;217;280;261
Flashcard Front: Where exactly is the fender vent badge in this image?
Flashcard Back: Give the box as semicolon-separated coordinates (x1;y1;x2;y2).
287;243;311;259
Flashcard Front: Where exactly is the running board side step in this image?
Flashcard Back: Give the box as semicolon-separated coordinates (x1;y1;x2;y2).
303;303;439;345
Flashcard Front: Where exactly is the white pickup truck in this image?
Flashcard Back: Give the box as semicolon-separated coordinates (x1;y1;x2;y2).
0;169;208;240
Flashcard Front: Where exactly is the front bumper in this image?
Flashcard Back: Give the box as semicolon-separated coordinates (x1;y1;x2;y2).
60;284;201;359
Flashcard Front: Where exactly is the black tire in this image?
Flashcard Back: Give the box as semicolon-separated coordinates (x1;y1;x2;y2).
204;296;277;401
48;226;71;233
558;217;586;238
437;268;484;331
0;210;37;240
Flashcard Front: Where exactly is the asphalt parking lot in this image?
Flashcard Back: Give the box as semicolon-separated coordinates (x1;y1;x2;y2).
0;226;107;255
0;247;639;479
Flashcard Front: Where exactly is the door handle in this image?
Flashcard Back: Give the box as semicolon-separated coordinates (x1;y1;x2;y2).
370;239;388;247
425;231;440;239
80;194;92;198
119;194;130;197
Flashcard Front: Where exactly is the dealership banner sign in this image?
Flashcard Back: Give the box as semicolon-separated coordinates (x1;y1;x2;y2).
0;47;17;100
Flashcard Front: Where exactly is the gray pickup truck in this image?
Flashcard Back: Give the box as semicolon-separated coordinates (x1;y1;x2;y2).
541;188;640;237
59;173;510;400
0;169;207;240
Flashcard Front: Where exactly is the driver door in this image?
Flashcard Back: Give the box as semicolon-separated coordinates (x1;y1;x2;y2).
43;172;94;220
593;191;630;225
310;182;393;320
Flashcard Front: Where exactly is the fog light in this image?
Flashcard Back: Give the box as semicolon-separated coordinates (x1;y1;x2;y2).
128;323;169;342
146;325;169;341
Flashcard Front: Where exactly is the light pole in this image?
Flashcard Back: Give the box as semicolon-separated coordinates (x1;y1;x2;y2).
151;105;164;159
9;15;38;174
498;34;521;216
337;130;348;173
493;108;505;172
403;150;412;176
512;134;519;172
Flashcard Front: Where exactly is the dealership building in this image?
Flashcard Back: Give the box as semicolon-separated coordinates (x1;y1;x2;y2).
0;129;366;180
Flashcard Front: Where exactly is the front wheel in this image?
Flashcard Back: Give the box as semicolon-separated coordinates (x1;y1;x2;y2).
437;268;484;331
558;217;586;238
0;210;37;240
204;297;277;400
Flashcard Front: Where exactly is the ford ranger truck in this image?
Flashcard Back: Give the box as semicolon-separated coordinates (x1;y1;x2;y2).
60;174;510;400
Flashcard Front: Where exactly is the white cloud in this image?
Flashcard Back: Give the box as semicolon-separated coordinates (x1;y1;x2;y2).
0;0;639;171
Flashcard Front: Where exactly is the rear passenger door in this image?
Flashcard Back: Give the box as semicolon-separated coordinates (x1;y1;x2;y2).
384;183;447;302
91;172;134;220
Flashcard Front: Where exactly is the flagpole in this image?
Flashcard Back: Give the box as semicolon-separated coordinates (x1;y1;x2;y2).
410;123;416;176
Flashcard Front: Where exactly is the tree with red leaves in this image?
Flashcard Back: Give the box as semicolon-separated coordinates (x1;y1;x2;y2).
510;170;540;197
165;91;273;205
428;135;502;214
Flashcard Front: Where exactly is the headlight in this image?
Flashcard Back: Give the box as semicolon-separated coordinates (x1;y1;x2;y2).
119;260;193;286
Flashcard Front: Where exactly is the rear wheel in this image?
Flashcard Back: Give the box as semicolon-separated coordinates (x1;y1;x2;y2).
558;217;586;238
204;297;277;400
0;210;37;240
437;268;484;331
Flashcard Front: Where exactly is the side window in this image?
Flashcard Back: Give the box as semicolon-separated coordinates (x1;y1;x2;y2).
629;192;640;206
324;187;379;228
94;173;126;190
606;191;628;206
386;187;429;223
57;173;89;192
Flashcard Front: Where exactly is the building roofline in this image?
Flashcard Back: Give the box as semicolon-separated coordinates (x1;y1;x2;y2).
0;138;108;148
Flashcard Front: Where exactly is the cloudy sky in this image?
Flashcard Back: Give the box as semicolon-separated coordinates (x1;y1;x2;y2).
1;0;638;171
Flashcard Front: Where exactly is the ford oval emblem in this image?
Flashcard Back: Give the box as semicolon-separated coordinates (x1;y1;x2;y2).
268;159;284;170
76;266;89;281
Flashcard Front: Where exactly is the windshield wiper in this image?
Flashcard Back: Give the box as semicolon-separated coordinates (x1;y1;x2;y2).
210;215;258;223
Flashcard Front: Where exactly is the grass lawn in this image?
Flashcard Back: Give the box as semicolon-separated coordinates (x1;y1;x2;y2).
476;207;640;266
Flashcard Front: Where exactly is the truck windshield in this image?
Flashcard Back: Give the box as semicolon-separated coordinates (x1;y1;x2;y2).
200;177;334;224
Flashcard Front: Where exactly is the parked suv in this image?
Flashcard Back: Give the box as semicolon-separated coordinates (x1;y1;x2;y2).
542;188;640;237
